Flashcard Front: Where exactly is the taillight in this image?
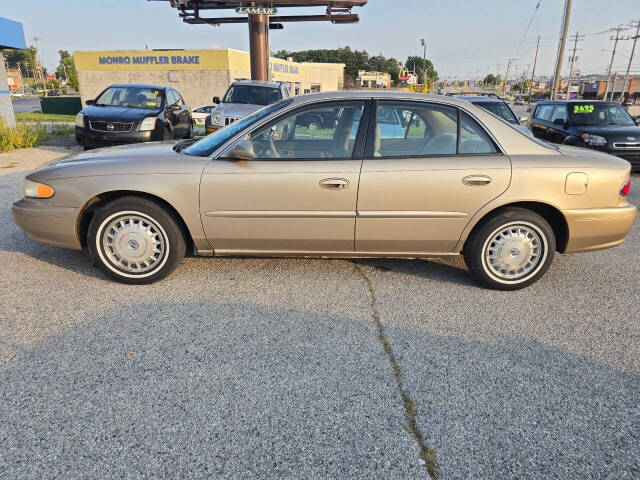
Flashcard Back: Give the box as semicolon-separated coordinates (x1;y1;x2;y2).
620;178;631;197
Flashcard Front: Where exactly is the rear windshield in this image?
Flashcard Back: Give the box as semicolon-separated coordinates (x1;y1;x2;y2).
569;103;635;126
95;86;163;109
473;102;518;125
223;85;282;106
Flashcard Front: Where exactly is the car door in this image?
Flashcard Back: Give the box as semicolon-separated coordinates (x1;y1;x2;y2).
164;89;180;137
531;104;554;141
175;91;191;135
199;100;369;254
356;100;511;253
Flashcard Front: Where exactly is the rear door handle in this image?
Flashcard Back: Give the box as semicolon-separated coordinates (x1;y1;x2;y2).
320;178;349;190
462;175;492;186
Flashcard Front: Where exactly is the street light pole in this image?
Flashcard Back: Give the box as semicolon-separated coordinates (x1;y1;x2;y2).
528;36;541;104
420;38;427;86
551;0;572;100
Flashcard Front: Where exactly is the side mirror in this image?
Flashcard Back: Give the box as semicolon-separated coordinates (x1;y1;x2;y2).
213;96;221;104
635;117;640;125
224;140;254;161
519;116;528;123
553;118;567;127
86;99;95;105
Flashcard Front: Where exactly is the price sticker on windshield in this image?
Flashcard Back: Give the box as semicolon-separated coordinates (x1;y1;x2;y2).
573;104;594;114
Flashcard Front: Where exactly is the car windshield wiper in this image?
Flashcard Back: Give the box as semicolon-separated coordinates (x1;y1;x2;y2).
173;139;196;153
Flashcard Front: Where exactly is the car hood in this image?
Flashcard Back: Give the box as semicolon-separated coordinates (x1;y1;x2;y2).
28;141;208;181
215;103;262;118
82;104;160;121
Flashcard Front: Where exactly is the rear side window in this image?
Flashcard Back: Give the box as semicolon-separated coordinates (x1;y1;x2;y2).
460;112;497;154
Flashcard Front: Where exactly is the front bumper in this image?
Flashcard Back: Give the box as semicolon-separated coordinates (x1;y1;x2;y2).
75;126;158;148
11;198;80;250
563;204;637;253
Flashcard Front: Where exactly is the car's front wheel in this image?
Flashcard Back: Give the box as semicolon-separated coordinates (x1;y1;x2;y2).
463;208;555;290
87;196;186;284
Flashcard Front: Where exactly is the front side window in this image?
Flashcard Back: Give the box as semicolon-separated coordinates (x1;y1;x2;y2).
550;105;568;123
183;99;293;157
223;85;282;106
536;105;554;121
95;86;163;109
373;103;458;157
248;102;364;159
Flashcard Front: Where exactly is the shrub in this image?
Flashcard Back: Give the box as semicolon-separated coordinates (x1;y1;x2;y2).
0;121;48;152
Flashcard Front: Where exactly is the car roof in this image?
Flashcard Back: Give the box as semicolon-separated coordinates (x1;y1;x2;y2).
111;83;167;91
536;100;620;105
232;79;283;88
453;95;505;104
286;90;498;110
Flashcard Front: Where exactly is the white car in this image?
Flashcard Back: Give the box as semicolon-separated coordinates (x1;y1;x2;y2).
192;105;216;125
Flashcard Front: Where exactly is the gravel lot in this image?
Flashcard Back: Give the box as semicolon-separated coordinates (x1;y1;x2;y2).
1;147;638;479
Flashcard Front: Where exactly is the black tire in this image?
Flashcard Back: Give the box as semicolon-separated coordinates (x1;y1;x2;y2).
87;196;186;284
163;127;172;141
187;122;194;139
463;207;555;290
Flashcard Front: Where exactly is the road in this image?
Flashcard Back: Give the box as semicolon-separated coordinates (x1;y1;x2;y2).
11;97;41;113
0;147;638;479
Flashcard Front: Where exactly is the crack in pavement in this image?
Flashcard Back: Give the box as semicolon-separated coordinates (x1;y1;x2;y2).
353;262;441;479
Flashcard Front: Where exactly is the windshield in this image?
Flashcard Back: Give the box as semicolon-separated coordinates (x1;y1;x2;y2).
223;85;282;106
184;99;293;157
569;103;635;126
95;86;163;109
474;102;518;125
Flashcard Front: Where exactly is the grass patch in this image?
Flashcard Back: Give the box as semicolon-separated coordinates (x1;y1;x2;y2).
16;112;76;123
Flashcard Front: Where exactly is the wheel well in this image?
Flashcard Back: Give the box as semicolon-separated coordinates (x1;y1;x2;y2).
465;202;569;253
76;191;194;252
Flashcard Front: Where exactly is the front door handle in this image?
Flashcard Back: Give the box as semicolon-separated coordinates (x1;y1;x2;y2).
320;178;349;190
462;175;492;186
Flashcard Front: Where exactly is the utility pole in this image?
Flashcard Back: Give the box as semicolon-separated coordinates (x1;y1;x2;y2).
502;58;516;96
528;36;541;104
610;72;618;101
551;0;572;100
604;25;625;100
566;32;583;100
622;19;640;103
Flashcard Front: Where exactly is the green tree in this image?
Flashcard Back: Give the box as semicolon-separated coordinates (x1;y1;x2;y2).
405;55;438;83
483;73;498;85
55;50;79;91
1;46;38;77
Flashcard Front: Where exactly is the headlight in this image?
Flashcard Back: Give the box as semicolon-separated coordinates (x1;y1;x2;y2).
22;179;55;198
581;133;607;146
211;113;224;126
74;112;85;127
139;117;157;131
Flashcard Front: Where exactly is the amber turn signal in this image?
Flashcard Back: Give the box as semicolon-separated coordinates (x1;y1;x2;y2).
23;179;55;198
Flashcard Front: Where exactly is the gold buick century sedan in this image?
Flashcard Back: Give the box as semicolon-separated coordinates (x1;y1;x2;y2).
12;92;637;289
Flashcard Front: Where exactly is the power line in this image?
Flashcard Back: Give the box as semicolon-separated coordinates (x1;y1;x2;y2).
514;0;542;58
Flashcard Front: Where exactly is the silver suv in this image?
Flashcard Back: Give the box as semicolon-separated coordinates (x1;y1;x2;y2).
206;80;290;133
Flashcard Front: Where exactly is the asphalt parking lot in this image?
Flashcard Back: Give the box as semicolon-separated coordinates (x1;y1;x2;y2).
1;147;639;479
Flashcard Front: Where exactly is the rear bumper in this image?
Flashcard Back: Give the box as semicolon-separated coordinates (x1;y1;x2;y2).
563;204;637;253
11;198;80;250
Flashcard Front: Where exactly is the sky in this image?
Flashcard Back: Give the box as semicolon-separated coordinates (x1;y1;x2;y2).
2;0;639;80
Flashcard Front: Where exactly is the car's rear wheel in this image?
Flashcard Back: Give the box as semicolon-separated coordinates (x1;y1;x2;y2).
463;208;555;290
87;196;186;284
187;122;194;139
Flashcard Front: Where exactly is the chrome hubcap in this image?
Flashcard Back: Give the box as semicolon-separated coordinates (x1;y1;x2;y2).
484;223;543;281
101;214;166;274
